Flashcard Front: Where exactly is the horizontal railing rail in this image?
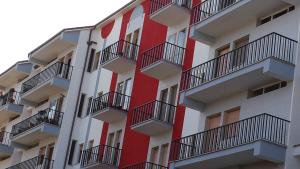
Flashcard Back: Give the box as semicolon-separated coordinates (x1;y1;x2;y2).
11;108;63;137
81;145;121;167
170;113;290;162
101;40;140;64
6;156;54;169
123;162;168;169
0;91;20;106
180;33;297;91
191;0;243;25
21;62;73;95
141;42;185;69
132;100;176;126
0;131;12;146
91;92;131;114
150;0;192;15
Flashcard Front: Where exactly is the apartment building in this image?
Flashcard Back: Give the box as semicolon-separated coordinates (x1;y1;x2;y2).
1;0;300;169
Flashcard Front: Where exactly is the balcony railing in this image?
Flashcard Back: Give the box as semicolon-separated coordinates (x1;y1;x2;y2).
132;100;176;126
81;145;121;167
21;62;73;95
170;113;289;161
91;92;131;114
6;156;54;169
141;42;185;69
150;0;192;15
11;108;63;137
180;33;297;91
123;162;168;169
0;131;11;146
0;91;20;106
191;0;243;25
101;40;139;65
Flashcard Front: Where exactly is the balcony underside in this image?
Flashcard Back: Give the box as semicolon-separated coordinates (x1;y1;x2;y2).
131;119;172;136
11;123;60;149
21;77;70;106
29;31;80;65
83;163;117;169
0;62;32;90
0;144;14;159
190;0;291;45
92;107;127;123
180;57;294;111
170;140;286;169
102;57;136;74
141;60;182;80
151;3;190;26
0;104;23;123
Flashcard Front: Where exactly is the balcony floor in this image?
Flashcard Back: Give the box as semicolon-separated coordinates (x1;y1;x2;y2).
151;3;190;26
141;60;182;80
102;57;136;74
21;77;70;106
11;123;60;149
0;103;23;123
190;0;291;44
170;140;286;169
92;107;127;123
180;57;294;111
131;119;172;136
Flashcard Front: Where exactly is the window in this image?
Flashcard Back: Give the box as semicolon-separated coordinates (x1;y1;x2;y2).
92;51;101;71
87;49;96;72
68;140;77;165
159;144;169;166
77;94;86;118
150;146;159;164
258;6;295;26
249;81;287;98
86;97;93;116
78;144;84;163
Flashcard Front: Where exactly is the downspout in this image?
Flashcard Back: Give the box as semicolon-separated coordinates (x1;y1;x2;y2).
63;27;94;169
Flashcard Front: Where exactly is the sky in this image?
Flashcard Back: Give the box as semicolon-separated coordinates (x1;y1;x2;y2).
0;0;132;73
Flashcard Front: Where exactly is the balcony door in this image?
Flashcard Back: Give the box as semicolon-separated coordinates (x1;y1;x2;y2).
203;114;221;153
223;108;240;139
125;29;140;60
159;89;169;121
167;29;186;64
214;44;230;78
0;127;5;143
150;146;159;165
232;36;249;69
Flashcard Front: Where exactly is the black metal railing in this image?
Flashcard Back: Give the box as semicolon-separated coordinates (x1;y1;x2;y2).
123;162;168;169
191;0;243;25
170;113;289;161
132;100;176;126
150;0;192;15
21;62;73;95
91;92;131;114
6;156;54;169
81;145;121;167
180;33;297;91
0;91;20;106
0;131;11;146
11;108;63;137
141;42;185;69
101;40;139;65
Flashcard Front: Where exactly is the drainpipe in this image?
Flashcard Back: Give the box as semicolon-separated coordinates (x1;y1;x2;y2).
63;27;94;169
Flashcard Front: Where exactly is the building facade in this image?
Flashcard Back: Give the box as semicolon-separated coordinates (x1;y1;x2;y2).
1;0;300;169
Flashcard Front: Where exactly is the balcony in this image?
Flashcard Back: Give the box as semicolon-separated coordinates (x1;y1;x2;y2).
0;61;32;90
101;40;139;74
180;33;297;111
20;62;73;106
169;114;289;169
0;132;13;159
0;91;23;123
6;156;54;169
141;42;185;80
131;100;176;136
91;92;130;123
190;0;297;44
11;109;63;149
123;162;168;169
150;0;191;26
81;145;121;169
